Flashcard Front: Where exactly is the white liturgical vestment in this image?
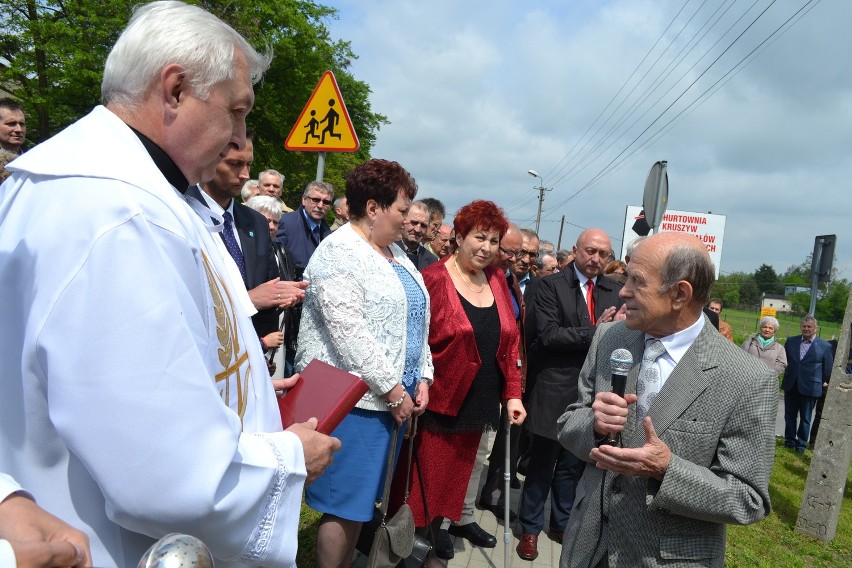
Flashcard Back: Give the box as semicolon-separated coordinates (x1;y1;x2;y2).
0;106;306;567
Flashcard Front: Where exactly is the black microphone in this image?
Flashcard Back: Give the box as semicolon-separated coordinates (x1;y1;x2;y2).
608;349;633;446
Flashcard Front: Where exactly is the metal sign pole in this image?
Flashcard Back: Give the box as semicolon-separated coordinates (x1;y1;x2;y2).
809;238;824;316
315;151;326;182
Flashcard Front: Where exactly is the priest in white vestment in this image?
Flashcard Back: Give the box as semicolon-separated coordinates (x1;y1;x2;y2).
0;2;338;567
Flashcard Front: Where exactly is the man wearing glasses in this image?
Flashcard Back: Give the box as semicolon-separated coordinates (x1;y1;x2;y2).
276;180;334;272
517;229;626;561
513;228;540;296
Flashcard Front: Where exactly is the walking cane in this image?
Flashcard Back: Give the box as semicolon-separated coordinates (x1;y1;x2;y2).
503;409;512;568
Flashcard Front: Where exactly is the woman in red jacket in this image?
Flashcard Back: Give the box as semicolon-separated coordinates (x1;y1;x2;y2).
394;200;526;564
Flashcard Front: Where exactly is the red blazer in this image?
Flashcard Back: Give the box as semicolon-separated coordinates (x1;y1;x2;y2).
422;257;522;416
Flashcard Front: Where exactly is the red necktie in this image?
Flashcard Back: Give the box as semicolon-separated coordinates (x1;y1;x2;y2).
586;280;595;324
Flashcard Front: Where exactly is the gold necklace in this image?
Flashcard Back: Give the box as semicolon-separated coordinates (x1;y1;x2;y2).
453;255;485;293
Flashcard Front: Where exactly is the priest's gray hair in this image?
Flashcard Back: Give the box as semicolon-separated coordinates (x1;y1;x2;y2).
102;1;271;107
659;243;715;306
245;196;283;220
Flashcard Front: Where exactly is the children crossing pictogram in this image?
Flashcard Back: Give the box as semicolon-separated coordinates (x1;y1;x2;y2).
285;71;359;152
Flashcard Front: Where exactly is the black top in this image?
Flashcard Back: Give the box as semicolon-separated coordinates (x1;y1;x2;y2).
421;294;502;434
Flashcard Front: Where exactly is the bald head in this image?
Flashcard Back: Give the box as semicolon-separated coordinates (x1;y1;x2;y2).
573;228;613;279
495;223;523;269
621;232;715;337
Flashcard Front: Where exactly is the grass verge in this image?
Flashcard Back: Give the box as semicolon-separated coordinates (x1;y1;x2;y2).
726;440;852;567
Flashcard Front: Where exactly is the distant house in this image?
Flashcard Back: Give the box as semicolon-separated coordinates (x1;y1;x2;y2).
784;284;810;296
762;294;792;312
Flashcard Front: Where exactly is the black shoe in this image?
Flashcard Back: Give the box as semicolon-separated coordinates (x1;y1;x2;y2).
476;500;517;523
448;522;497;548
435;528;454;559
796;447;806;454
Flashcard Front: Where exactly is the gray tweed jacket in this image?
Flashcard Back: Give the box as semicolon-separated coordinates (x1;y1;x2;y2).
557;316;776;568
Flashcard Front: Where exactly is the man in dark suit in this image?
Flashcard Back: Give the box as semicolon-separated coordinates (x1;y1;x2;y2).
558;232;775;568
395;200;438;271
190;135;306;345
783;316;833;453
275;180;333;273
516;228;625;561
514;228;540;296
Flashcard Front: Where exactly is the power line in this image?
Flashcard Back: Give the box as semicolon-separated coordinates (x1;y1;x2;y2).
557;0;819;213
542;0;786;215
548;0;745;191
538;0;695;187
546;0;719;190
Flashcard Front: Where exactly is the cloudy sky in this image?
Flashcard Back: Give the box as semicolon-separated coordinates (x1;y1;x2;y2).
320;0;850;279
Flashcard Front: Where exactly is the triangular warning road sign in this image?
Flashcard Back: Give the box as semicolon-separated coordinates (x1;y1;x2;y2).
284;71;360;152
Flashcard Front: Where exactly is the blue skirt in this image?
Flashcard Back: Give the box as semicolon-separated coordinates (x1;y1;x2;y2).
305;407;405;522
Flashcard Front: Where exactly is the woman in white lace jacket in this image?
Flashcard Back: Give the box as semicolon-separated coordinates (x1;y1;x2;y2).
296;159;433;568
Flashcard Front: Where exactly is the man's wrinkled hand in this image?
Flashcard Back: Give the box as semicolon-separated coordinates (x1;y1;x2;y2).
592;391;636;439
589;417;671;480
286;417;341;485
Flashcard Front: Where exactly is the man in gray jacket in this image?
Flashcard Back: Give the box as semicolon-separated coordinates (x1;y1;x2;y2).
557;232;775;568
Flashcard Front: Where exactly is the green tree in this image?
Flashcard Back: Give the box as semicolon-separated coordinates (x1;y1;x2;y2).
753;263;781;295
788;291;810;316
711;273;741;307
739;275;760;308
815;279;850;323
0;0;386;201
0;0;131;141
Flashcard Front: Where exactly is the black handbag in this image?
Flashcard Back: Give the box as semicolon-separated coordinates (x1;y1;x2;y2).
357;419;431;568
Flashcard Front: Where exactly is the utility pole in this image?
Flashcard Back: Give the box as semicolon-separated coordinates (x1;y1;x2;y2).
557;215;565;249
796;282;852;542
528;169;551;235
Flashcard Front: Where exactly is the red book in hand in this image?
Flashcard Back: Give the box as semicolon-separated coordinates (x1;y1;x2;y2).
278;358;369;435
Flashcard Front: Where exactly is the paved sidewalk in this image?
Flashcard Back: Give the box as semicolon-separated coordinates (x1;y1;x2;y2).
445;431;562;568
444;487;561;568
352;430;561;568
